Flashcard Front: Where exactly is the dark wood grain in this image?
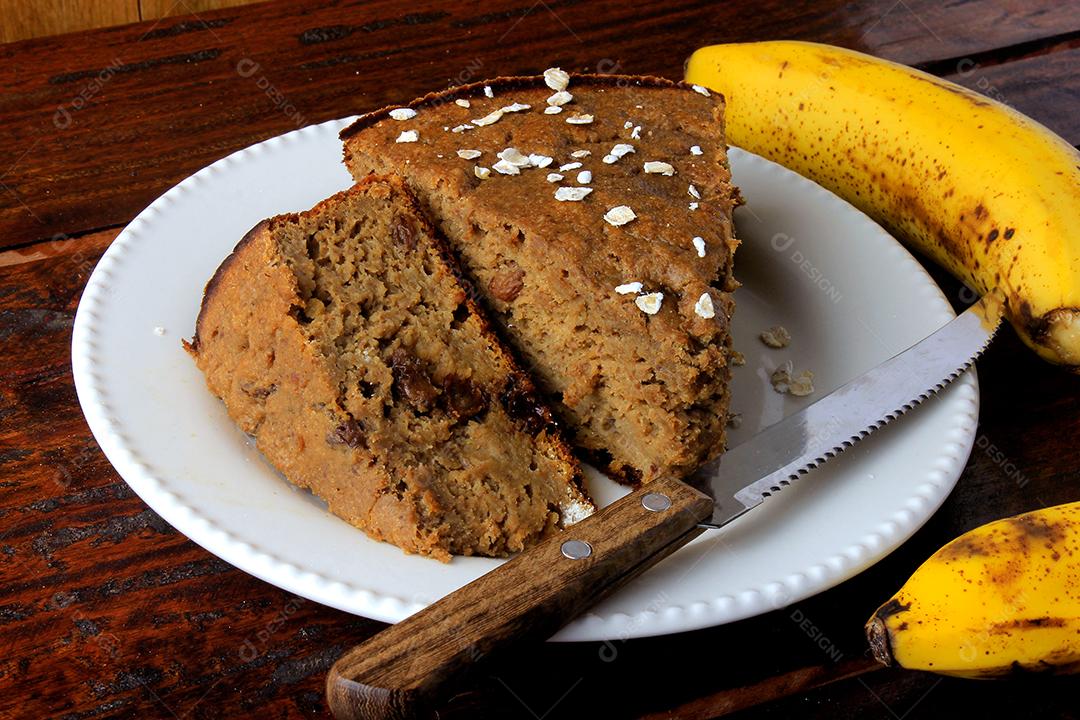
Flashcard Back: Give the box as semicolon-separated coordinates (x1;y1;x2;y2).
2;1;1080;718
327;478;712;720
2;0;1079;247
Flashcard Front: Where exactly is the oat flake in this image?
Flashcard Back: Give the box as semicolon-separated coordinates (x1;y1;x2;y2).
529;154;554;168
501;102;531;113
643;161;675;176
484;85;494;98
688;184;701;199
544;67;570;91
544;106;563;114
690;145;703;155
493;159;521;175
547;90;572;106
395;130;419;143
474;166;491;179
389;108;417;120
604;205;636;226
635;292;664;315
473;109;504;127
457;149;482;160
565;114;594;124
694;292;715;319
497;147;531;167
455;98;471;108
691;84;710;97
577;170;592;184
760;325;791;349
451;124;474;133
555;186;593;201
692;236;706;257
615;282;643;295
559;161;582;172
570;150;591;158
546;173;564;183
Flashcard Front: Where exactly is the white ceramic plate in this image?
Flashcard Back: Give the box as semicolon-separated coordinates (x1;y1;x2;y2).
72;118;978;641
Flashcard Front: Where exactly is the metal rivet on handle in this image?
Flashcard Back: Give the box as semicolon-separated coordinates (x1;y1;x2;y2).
561;539;592;560
641;492;672;512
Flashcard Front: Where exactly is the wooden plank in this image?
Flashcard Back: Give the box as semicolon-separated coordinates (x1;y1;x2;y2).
0;0;140;44
0;0;1078;248
139;0;270;21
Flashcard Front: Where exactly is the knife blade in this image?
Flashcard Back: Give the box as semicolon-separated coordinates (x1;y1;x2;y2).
326;292;1004;720
702;289;1004;529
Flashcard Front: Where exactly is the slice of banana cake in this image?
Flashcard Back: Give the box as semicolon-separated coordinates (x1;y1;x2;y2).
341;72;739;483
185;176;593;560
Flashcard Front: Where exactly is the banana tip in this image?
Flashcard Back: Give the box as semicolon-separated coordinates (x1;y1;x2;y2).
865;616;895;667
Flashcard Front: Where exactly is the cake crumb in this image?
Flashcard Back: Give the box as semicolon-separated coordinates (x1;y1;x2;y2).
604;205;636;226
760;325;791;348
554;186;592;201
644;161;675;176
565;114;594;125
730;349;746;366
389;108;417;120
615;281;643;295
395;130;419;143
690;145;703;155
694;292;715;319
153;326;166;336
455;98;471;108
457;149;482;160
543;67;570;91
635;292;664;315
544;105;563;114
692;236;706;257
727;412;742;429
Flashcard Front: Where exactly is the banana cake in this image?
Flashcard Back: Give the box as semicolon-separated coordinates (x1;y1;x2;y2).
341;73;739;483
185;177;593;560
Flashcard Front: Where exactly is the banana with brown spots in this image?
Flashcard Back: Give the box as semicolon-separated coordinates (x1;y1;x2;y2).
865;502;1080;677
686;41;1080;370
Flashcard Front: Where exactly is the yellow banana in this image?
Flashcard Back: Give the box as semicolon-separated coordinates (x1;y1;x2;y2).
865;502;1080;677
685;41;1080;370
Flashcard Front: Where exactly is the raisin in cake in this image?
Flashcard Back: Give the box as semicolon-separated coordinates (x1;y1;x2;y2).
185;176;593;560
341;72;739;483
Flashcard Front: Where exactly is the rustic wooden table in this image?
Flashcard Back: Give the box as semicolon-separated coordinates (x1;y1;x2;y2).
2;1;1078;717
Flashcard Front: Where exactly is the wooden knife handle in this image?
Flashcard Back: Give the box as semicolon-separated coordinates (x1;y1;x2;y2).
325;476;714;720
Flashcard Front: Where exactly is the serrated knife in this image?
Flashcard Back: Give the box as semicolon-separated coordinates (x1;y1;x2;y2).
326;292;1004;720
